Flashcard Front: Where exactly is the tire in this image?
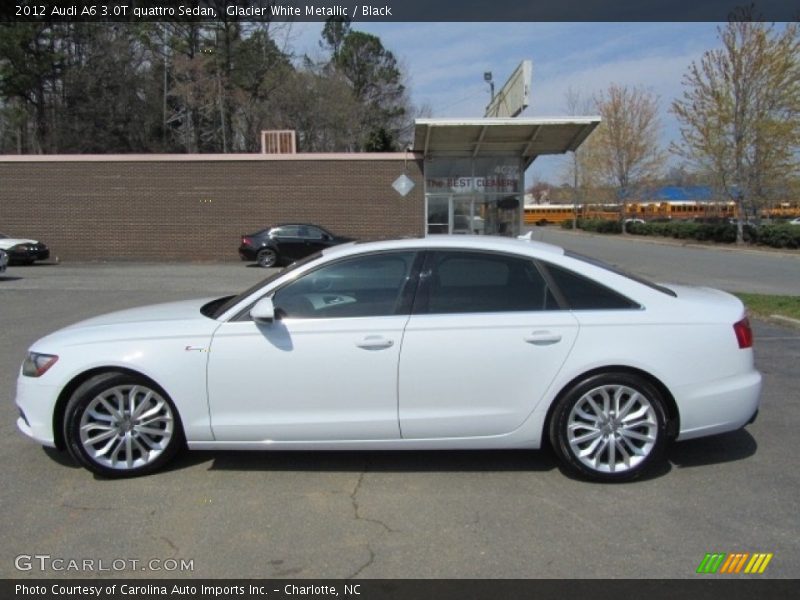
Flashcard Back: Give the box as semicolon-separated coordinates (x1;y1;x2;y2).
63;372;184;478
549;372;668;482
256;248;278;268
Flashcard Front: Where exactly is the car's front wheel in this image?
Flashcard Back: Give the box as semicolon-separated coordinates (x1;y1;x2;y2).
257;248;278;268
64;372;183;478
549;372;668;482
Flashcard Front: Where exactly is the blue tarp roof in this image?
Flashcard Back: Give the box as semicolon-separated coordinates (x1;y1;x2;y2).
649;186;714;201
618;185;718;201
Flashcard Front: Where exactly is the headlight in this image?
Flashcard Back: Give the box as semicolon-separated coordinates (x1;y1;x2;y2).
12;244;31;252
22;352;59;377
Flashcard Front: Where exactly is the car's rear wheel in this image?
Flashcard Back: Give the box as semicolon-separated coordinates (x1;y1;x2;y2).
549;372;668;482
257;248;278;268
64;372;183;478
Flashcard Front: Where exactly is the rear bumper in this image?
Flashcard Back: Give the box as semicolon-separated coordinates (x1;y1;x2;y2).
9;246;49;263
675;370;762;441
238;245;258;261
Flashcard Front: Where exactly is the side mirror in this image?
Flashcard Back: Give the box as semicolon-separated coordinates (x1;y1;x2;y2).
250;297;276;323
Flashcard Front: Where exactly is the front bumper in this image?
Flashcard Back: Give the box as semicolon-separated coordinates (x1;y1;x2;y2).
14;373;59;448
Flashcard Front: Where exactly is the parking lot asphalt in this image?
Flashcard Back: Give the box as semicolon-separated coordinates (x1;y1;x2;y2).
1;249;798;579
533;228;800;296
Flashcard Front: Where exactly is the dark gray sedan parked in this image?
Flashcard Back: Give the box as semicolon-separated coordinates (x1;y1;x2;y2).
238;224;352;268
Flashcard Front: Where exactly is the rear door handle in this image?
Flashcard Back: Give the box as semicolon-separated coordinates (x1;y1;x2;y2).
356;336;394;350
524;331;562;345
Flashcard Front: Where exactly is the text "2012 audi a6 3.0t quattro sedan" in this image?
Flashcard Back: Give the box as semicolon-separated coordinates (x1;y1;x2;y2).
15;236;761;481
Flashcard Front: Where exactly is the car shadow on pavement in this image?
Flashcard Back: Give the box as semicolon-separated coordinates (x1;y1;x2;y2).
667;429;758;469
171;448;560;474
42;446;81;469
172;430;757;481
39;431;758;480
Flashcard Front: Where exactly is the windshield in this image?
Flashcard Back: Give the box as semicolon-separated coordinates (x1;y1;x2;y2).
208;252;323;319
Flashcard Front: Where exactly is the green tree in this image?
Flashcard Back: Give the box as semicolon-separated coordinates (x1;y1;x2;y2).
561;88;604;228
321;18;351;59
0;23;63;152
230;26;294;152
325;26;411;151
57;24;155;152
276;65;361;152
593;83;665;229
671;18;800;243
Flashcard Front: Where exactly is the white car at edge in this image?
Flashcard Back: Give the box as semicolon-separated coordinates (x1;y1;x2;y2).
15;236;762;482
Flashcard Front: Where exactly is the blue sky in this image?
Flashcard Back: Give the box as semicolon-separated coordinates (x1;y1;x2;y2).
275;22;726;184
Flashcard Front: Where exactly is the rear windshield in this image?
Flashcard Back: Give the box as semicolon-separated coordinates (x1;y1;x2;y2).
566;251;677;297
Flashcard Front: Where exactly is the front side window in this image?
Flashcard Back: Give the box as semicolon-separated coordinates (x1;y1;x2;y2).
272;252;418;319
420;251;558;314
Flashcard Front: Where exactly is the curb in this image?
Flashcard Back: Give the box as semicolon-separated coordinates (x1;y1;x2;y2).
770;315;800;327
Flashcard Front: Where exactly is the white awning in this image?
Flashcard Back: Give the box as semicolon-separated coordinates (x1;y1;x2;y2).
412;117;600;168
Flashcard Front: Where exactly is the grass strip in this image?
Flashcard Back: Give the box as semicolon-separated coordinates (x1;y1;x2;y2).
734;293;800;321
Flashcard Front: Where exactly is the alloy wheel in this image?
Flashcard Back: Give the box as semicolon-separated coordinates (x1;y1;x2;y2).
78;384;174;470
257;249;277;268
566;384;658;474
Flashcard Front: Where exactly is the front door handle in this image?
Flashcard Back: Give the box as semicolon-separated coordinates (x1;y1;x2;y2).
524;331;562;345
356;336;394;350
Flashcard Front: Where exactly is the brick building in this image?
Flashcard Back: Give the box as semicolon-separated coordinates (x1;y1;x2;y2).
0;117;598;262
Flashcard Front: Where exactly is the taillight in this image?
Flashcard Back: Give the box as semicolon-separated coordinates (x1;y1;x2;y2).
733;317;753;349
242;236;251;246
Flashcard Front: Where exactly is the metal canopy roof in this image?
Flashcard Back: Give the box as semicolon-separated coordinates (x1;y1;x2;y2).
412;117;600;167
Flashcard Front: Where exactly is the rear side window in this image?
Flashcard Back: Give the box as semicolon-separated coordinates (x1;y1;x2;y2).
565;251;676;297
420;251;559;314
304;226;326;240
272;226;301;237
545;263;639;310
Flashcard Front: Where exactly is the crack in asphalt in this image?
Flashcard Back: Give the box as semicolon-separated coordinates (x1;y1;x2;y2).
159;536;179;554
350;469;397;534
345;463;398;579
346;543;376;580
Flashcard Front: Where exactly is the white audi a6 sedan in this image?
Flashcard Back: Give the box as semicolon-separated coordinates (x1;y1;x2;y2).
15;236;761;481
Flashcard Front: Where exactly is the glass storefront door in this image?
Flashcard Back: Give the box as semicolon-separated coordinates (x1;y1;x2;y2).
427;195;482;235
426;194;518;236
424;157;523;237
426;196;450;234
452;196;480;234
